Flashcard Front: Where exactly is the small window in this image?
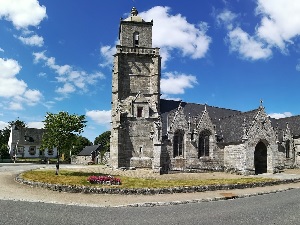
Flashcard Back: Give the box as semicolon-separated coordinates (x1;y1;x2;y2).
137;107;143;117
17;146;24;154
48;149;54;155
134;32;139;47
29;146;36;155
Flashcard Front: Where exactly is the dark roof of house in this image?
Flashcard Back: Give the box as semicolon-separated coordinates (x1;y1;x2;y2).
270;115;300;137
160;99;300;144
77;145;101;156
16;127;45;145
160;99;241;135
216;109;259;143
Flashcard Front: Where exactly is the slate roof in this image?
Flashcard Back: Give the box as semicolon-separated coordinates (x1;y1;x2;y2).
216;109;259;144
270;115;300;138
77;145;101;156
160;99;300;144
14;127;45;145
160;99;241;137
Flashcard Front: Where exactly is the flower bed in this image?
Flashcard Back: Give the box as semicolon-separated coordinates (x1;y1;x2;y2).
87;175;121;185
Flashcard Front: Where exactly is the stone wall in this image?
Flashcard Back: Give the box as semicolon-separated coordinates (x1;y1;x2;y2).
224;143;246;173
71;155;94;165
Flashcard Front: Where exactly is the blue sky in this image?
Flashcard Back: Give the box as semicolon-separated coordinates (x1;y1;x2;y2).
1;0;300;142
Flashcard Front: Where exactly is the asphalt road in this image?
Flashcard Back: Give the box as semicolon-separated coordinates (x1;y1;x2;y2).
1;188;300;225
1;163;300;225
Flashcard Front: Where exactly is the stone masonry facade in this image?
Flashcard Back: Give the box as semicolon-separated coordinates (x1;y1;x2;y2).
110;7;300;175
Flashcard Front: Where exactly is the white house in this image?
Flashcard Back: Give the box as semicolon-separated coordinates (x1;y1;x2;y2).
8;126;57;159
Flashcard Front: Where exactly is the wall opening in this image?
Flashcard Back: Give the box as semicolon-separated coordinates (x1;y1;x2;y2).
137;107;143;117
285;140;290;158
198;130;211;158
254;141;267;174
173;130;184;158
134;32;139;47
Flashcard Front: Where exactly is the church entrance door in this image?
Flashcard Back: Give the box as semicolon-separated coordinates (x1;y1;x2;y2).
254;142;267;174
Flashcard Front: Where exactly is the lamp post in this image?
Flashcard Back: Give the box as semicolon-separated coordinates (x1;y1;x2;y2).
55;148;60;175
14;140;19;163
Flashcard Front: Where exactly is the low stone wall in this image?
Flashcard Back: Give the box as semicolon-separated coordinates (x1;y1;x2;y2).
15;175;300;195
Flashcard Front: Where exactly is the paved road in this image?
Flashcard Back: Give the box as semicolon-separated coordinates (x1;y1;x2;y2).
1;189;300;225
1;163;300;224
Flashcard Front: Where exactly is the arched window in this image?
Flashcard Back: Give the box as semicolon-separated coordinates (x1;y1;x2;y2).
173;130;184;157
133;32;139;47
285;140;290;158
198;130;211;157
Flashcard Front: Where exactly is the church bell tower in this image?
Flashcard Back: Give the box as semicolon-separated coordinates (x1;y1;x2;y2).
110;7;162;169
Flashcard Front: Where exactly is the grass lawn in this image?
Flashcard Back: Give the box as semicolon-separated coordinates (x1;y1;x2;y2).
20;169;276;189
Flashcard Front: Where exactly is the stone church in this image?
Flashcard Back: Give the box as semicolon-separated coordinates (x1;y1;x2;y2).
110;7;300;175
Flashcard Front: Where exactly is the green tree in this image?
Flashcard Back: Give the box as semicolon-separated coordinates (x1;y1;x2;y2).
72;135;92;156
40;112;86;175
8;119;27;128
0;119;27;160
0;127;10;159
94;130;111;152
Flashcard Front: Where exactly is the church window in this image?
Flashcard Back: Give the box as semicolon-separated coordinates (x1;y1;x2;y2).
173;130;184;157
137;107;143;117
134;32;139;47
285;140;290;158
199;130;210;157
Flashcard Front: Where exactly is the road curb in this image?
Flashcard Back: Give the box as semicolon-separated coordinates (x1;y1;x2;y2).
116;187;300;207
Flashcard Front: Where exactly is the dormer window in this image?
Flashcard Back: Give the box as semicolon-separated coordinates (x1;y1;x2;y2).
134;32;139;47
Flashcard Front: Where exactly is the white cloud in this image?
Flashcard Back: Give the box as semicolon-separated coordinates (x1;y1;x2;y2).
56;83;75;95
0;48;4;52
269;112;293;119
33;51;105;96
0;0;47;29
0;58;26;97
18;34;44;47
256;0;300;51
140;6;211;66
296;60;300;72
8;102;23;110
218;0;300;60
0;58;42;110
216;9;238;30
161;72;198;95
23;89;43;105
99;45;116;68
28;121;44;129
86;110;111;125
100;7;212;69
0;121;8;130
227;27;272;60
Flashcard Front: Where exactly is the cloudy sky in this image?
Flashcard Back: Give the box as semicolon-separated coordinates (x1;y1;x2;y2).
1;0;300;142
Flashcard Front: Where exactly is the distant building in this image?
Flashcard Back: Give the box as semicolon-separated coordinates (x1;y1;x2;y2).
71;145;102;165
8;126;57;159
110;7;300;175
